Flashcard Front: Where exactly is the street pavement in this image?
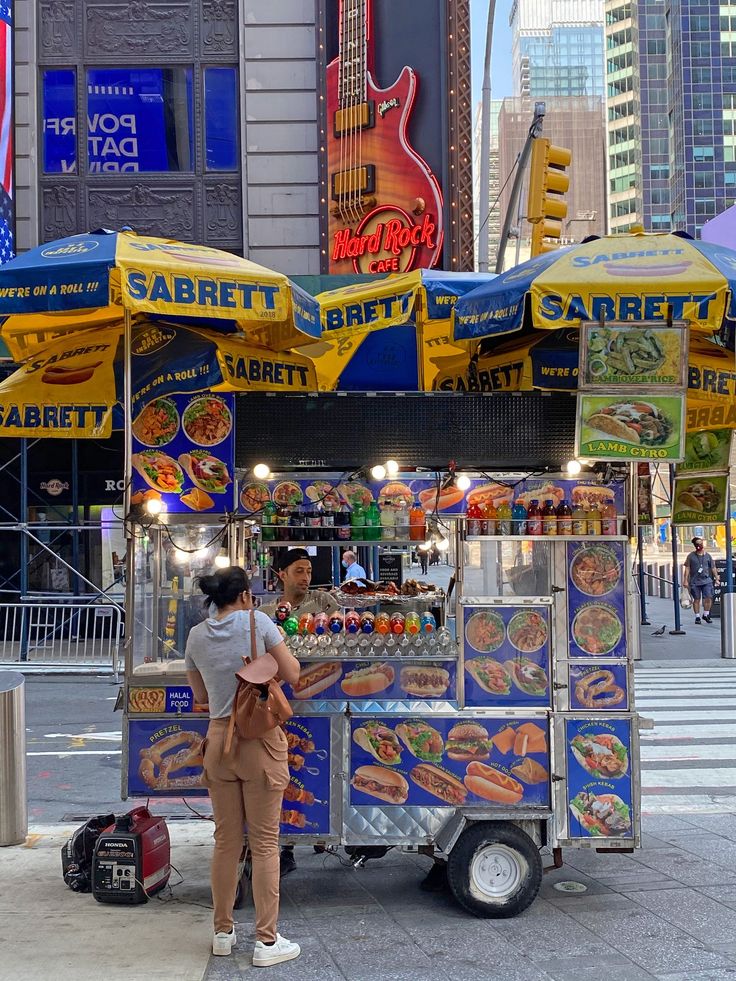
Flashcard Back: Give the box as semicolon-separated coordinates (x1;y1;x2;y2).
7;594;736;981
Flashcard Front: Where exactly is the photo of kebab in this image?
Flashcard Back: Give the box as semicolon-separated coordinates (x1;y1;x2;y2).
280;809;319;829
287;752;321;776
283;783;324;806
285;730;328;759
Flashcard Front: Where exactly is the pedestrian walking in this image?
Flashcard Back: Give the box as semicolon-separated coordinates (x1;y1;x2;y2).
185;566;302;966
682;536;720;625
419;547;429;576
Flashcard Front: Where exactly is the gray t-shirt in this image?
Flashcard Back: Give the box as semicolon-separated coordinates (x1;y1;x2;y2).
684;550;716;586
184;609;282;718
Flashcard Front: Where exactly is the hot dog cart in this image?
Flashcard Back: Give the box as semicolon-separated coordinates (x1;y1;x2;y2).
122;469;640;918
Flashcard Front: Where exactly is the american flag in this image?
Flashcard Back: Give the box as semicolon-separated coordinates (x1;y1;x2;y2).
0;1;13;264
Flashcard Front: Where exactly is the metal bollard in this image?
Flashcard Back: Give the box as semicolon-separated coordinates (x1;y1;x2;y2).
722;593;736;659
0;672;27;845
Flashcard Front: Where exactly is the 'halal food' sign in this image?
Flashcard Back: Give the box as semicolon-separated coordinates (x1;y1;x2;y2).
331;205;438;274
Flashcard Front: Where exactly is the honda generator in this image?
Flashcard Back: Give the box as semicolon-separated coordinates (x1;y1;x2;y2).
91;806;170;905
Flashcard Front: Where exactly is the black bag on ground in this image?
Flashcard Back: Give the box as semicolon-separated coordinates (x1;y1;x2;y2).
61;813;115;892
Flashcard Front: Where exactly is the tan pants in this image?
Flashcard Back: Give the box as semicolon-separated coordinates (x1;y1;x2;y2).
203;718;289;941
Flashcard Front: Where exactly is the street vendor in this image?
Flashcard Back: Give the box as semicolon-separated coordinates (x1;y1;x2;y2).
682;536;720;625
260;548;339;876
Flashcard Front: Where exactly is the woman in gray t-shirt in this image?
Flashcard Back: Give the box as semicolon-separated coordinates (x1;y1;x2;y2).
185;566;301;967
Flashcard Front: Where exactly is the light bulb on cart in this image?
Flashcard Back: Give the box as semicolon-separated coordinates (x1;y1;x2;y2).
214;551;229;568
370;464;387;480
456;474;471;491
566;459;582;476
386;459;399;477
436;536;450;552
253;463;271;480
145;497;163;515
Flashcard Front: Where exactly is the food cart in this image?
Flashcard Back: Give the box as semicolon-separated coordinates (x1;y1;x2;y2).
122;467;640;918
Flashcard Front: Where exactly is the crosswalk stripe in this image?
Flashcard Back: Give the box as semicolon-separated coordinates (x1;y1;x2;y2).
634;663;736;813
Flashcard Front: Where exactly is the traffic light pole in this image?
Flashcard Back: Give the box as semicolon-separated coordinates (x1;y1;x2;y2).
495;102;546;274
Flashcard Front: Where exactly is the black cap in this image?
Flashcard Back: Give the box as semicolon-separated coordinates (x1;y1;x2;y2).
278;548;312;572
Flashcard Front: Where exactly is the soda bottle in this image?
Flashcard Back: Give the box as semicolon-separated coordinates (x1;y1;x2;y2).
275;601;292;623
345;610;361;633
380;502;396;540
405;612;421;635
542;500;558;536
395;499;410;540
556;499;573;536
321;500;335;541
261;500;276;541
587;504;602;536
390;612;406;635
467;500;483;536
360;611;375;634
276;507;291;542
302;505;317;542
313;612;329;635
328;612;344;633
601;501;618;536
420;612;436;633
482;500;498;536
527;500;542;536
409;500;426;541
365;501;381;541
298;612;315;635
309;505;323;542
571;501;587;537
498;501;512;536
375;612;391;635
283;615;299;636
350;501;365;541
512;500;528;536
335;503;351;541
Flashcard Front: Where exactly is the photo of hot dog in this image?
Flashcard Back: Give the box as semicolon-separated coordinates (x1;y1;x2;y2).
410;764;468;805
290;662;342;700
463;761;524;804
514;481;564;509
351;765;409;804
341;663;394;697
41;361;103;385
418;485;465;512
399;665;450;698
465;482;513;509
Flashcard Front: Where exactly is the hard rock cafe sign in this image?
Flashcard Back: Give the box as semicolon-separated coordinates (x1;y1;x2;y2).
331;207;439;274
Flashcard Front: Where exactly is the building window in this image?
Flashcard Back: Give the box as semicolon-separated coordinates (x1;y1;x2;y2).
695;199;716;217
694;171;715;188
692;146;715;162
692;94;713;111
42;70;76;173
42;67;195;175
651;215;670;229
693;119;714;137
204;68;238;172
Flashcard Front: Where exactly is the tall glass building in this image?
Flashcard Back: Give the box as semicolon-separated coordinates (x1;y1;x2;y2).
605;0;736;237
511;1;606;98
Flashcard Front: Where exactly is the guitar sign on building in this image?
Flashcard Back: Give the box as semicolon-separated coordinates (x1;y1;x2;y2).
325;0;445;274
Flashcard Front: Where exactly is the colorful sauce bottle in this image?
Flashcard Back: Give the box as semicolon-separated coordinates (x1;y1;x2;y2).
405;612;421;635
556;499;573;536
587;505;602;536
328;612;344;633
360;611;375;634
275;601;291;623
420;612;436;633
345;610;361;633
283;616;299;636
571;502;587;537
390;612;406;635
298;613;315;635
313;612;329;635
375;612;391;635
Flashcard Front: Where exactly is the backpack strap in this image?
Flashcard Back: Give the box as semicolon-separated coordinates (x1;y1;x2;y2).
224;609;260;756
250;608;258;660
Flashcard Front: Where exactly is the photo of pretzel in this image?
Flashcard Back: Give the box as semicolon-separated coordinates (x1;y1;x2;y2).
138;730;204;790
574;670;625;708
128;687;166;713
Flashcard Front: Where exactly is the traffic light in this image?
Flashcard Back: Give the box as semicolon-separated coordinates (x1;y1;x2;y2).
527;138;572;257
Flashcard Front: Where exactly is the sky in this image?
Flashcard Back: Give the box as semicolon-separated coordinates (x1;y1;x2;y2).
470;0;515;105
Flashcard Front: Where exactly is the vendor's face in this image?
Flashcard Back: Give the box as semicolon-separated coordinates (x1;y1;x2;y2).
280;559;312;597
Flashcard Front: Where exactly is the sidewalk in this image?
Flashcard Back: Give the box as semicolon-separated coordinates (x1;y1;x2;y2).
9;814;736;981
638;594;724;661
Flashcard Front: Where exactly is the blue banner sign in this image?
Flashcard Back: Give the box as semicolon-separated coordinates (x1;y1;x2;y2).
349;716;550;808
463;605;551;709
566;717;634;839
567;542;628;659
128;718;209;796
569;663;629;711
281;716;331;835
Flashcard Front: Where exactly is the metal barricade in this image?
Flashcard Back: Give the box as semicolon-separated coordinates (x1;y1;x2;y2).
0;672;26;845
0;601;123;672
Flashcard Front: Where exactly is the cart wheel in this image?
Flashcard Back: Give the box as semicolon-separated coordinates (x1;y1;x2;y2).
447;822;542;918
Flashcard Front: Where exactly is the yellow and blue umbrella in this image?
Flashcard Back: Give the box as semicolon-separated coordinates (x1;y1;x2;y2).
0;229;321;350
453;232;736;343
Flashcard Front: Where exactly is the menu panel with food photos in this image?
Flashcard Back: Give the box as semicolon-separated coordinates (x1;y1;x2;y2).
568;664;629;712
127;715;331;833
463;605;551;709
565;718;634;840
567;543;627;659
281;716;331;835
349;716;551;809
283;659;457;703
131;391;235;514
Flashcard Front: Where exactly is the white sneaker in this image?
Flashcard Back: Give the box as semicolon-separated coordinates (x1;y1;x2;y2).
252;933;301;967
212;929;236;956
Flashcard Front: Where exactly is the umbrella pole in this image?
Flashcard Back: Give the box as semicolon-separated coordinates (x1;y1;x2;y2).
669;468;686;636
122;308;134;677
